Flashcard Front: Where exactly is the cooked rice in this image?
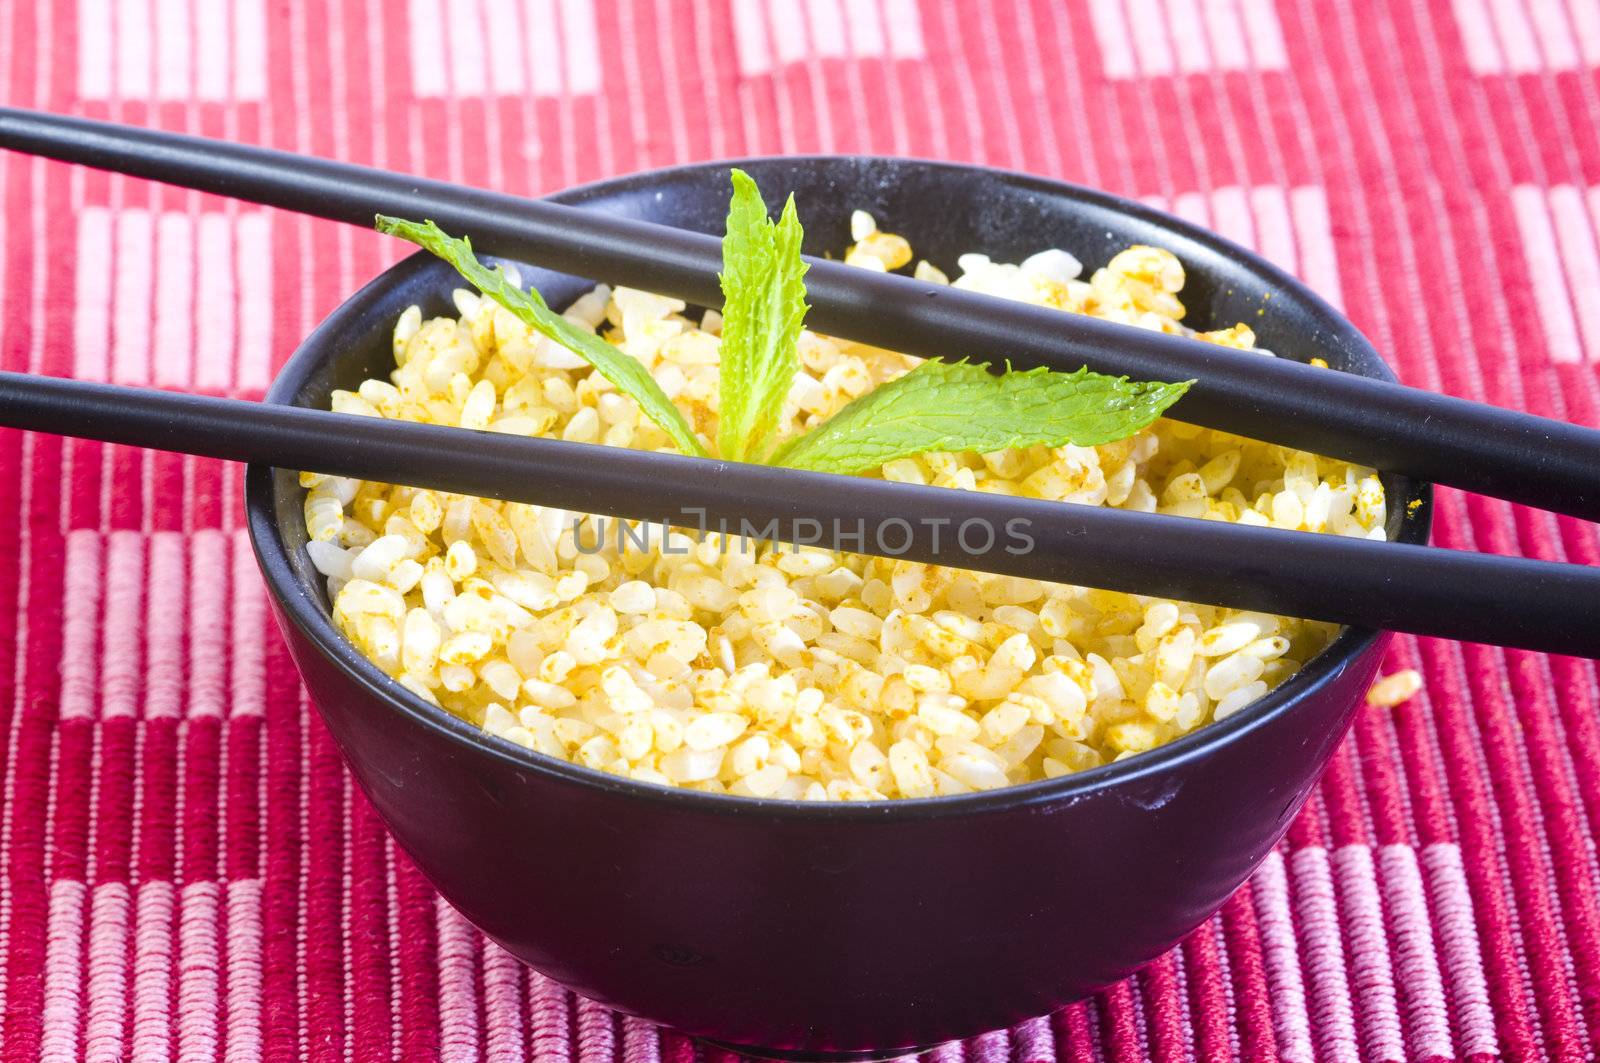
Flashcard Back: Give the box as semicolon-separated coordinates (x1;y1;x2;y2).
1366;669;1423;708
303;216;1388;800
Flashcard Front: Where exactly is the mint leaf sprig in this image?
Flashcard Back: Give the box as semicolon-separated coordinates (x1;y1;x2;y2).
377;170;1193;479
375;216;708;459
717;170;808;463
772;359;1190;475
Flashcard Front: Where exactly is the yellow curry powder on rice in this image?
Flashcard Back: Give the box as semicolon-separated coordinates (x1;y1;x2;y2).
303;215;1388;800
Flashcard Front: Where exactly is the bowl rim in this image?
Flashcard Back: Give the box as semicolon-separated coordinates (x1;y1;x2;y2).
245;153;1432;822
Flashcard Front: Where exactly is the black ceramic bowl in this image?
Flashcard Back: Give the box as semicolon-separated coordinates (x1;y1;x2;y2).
246;158;1431;1058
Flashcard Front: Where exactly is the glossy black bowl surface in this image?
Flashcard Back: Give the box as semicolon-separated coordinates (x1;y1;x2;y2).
245;157;1430;1057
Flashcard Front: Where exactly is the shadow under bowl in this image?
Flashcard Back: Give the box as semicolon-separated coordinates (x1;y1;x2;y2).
245;157;1431;1058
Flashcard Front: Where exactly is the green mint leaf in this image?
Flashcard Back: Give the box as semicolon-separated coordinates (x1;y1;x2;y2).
715;169;808;463
770;359;1192;475
376;215;708;458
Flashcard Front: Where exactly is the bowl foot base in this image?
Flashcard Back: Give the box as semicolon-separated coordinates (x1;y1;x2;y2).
698;1037;944;1062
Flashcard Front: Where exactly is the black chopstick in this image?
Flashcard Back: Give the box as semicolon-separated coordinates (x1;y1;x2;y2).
2;370;1596;657
2;108;1598;524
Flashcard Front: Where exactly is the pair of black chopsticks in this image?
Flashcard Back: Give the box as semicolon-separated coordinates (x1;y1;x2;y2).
0;107;1597;657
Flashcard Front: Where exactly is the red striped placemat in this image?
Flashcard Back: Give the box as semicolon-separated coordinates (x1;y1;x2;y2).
1;0;1597;1059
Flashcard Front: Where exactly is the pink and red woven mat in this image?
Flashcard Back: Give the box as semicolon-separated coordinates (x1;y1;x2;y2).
2;0;1598;1059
